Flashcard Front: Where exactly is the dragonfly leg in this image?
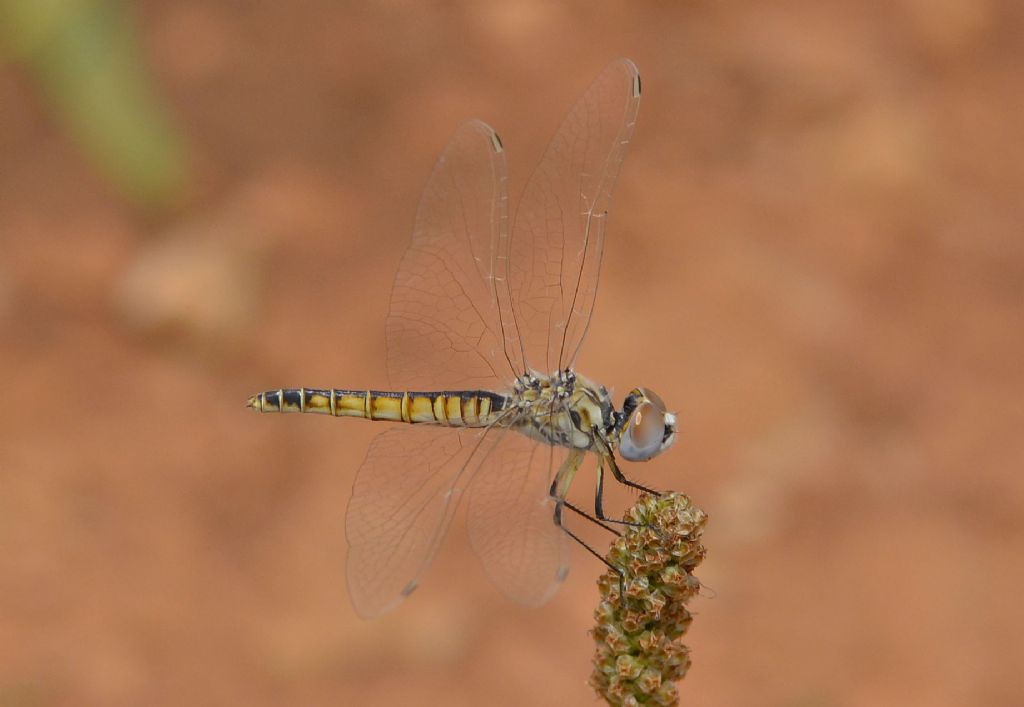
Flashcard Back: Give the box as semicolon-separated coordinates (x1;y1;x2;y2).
591;442;669;542
592;432;660;497
602;442;660;497
552;496;626;601
549;450;628;598
549;474;620;537
593;456;647;530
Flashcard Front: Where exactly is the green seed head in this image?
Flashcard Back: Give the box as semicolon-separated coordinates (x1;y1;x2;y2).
590;492;707;706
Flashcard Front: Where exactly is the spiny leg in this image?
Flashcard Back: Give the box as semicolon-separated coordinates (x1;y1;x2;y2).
549;476;620;537
552;496;626;602
563;500;623;537
593;447;670;543
595;434;661;497
593;456;648;530
549;450;627;599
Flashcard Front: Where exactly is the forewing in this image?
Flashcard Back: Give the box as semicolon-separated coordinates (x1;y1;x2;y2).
345;423;501;618
467;416;571;607
386;120;514;391
505;58;641;374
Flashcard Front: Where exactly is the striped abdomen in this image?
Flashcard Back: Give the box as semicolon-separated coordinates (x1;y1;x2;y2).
247;388;508;427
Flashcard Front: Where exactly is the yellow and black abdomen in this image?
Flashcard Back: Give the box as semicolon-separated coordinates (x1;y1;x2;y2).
247;388;508;427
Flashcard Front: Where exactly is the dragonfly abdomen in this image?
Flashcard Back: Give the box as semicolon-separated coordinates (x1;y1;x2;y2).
247;388;508;427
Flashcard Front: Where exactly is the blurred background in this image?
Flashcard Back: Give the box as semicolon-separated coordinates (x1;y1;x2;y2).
1;1;1022;705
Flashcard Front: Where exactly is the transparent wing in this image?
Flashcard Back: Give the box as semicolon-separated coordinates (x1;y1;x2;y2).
386;119;515;391
345;423;503;618
467;408;572;607
504;58;642;374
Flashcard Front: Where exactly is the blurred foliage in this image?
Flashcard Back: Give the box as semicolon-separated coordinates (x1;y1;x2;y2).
0;0;188;211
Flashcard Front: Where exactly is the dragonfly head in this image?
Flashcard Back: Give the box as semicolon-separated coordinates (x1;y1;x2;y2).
618;387;677;462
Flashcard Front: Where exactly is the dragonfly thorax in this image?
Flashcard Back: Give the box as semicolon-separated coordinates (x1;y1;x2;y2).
508;370;614;452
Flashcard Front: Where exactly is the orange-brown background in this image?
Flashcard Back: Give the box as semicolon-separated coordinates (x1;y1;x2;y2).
2;2;1022;705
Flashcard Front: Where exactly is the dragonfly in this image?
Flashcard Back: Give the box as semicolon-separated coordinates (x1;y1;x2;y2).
248;59;678;618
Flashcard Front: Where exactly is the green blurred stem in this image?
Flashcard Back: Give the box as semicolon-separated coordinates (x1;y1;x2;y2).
1;0;188;210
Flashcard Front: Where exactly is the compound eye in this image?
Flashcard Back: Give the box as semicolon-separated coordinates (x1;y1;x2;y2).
620;401;665;461
640;387;666;411
631;402;663;449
